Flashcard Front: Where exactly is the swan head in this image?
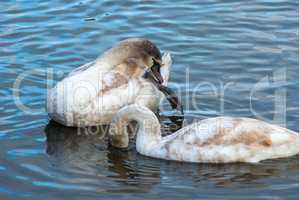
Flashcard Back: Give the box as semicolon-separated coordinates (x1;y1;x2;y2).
103;38;164;84
109;39;183;115
135;39;164;84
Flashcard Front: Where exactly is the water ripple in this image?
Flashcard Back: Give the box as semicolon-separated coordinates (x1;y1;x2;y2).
1;0;299;199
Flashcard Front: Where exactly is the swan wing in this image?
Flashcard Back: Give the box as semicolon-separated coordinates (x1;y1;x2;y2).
157;117;299;163
47;60;140;126
165;117;299;147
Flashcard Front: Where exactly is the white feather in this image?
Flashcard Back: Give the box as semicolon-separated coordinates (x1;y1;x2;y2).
47;53;172;127
110;105;299;163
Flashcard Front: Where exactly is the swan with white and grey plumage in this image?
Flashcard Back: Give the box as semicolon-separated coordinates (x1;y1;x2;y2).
109;104;299;163
47;38;180;127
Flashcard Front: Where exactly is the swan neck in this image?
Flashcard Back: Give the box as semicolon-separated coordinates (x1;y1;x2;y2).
109;105;161;149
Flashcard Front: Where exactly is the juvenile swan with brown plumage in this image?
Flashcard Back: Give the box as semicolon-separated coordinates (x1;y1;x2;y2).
47;38;172;127
109;104;299;163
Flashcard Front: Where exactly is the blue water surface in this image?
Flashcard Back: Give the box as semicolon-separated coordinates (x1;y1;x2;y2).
1;0;299;199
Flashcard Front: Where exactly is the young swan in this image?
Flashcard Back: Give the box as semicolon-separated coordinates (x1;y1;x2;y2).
109;104;299;163
47;38;172;127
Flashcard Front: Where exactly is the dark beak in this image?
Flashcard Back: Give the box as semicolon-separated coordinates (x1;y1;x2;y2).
150;59;164;84
143;67;184;116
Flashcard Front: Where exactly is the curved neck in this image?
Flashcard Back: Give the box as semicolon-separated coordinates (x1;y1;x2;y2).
109;105;162;151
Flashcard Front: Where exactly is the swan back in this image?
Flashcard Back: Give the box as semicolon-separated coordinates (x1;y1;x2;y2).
151;117;299;163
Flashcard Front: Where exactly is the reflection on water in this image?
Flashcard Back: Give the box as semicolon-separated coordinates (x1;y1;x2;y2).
45;120;162;193
43;120;299;198
1;0;299;199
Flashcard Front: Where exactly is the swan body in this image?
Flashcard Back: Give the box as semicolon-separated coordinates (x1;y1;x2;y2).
47;38;172;127
109;104;299;163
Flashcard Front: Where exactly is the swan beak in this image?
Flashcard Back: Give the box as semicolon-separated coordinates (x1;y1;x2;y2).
143;59;163;84
143;61;184;116
143;69;184;115
152;59;164;84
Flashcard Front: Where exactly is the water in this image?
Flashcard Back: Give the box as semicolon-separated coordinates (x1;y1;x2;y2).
1;0;299;199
